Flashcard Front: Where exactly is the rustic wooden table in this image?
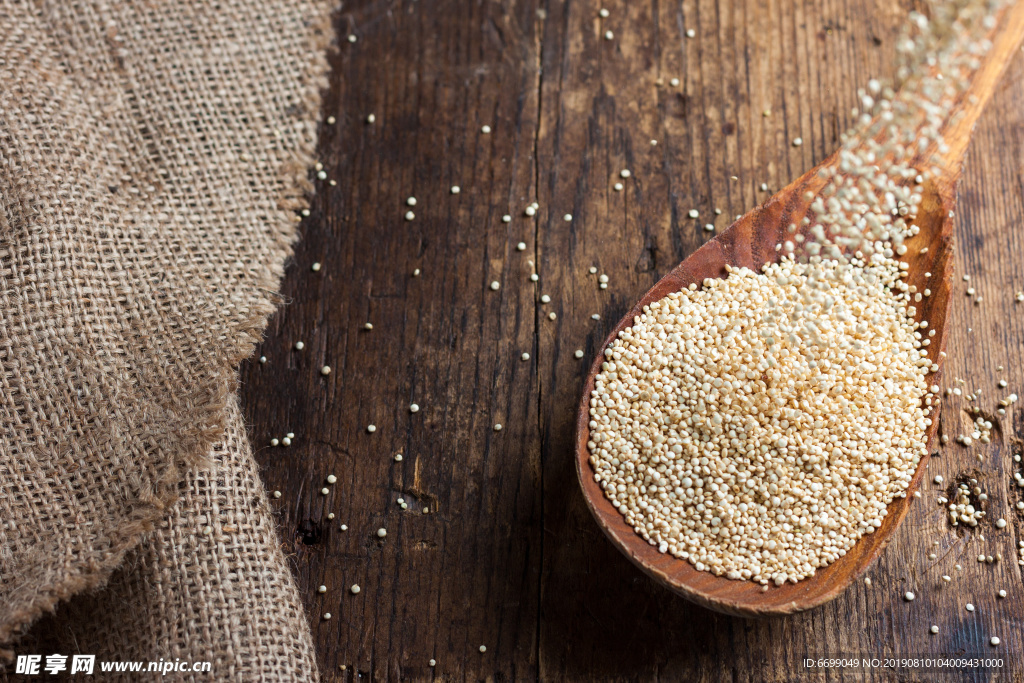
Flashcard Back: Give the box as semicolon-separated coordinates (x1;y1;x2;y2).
239;1;1024;680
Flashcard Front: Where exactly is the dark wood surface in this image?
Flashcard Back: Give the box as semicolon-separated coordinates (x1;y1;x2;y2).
239;0;1024;679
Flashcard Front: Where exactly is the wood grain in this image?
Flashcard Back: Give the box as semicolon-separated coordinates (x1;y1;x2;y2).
240;0;1024;679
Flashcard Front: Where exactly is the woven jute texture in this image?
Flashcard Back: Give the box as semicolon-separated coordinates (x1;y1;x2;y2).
25;396;318;680
0;0;333;677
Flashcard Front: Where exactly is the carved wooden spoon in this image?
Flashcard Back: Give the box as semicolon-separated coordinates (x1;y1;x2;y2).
574;4;1024;617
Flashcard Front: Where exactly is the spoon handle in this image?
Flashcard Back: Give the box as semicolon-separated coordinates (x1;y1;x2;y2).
931;1;1024;195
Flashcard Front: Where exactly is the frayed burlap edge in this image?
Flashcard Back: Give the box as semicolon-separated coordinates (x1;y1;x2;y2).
0;3;338;662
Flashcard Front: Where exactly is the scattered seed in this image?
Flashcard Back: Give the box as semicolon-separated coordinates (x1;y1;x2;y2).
575;349;585;359
327;475;337;484
367;424;376;433
294;341;305;351
377;528;387;538
522;352;531;361
451;185;461;194
321;365;331;376
350;584;361;595
366;113;375;123
904;591;915;601
404;210;415;221
481;125;491;134
563;214;573;222
930;625;939;634
311;262;321;272
318;585;327;593
273;490;282;499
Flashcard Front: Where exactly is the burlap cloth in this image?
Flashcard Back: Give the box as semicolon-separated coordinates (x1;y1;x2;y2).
0;0;334;678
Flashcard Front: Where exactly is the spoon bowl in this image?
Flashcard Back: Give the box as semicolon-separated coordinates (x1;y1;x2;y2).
574;3;1024;617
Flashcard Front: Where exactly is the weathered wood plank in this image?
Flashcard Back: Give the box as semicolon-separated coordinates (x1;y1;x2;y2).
240;0;1024;680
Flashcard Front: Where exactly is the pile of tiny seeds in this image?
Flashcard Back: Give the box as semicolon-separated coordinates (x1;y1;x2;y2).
587;0;1009;586
588;259;933;584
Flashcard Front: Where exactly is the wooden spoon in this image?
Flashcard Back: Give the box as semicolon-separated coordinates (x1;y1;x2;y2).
574;4;1024;617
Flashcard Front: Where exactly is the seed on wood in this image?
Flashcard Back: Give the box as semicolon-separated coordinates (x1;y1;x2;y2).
481;125;491;134
270;438;279;447
502;214;511;223
966;603;975;612
904;591;915;601
404;210;415;221
321;487;329;495
318;585;327;593
670;78;680;87
367;424;376;433
326;116;336;125
364;322;373;330
410;403;420;413
563;213;573;222
530;274;539;282
479;646;487;653
429;659;436;667
548;311;557;320
350;584;361;594
490;281;500;291
995;518;1007;528
930;625;939;634
451;185;461;194
792;137;803;147
541;294;551;303
366;113;375;123
604;30;613;40
321;365;331;376
517;242;527;251
494;424;502;431
688;209;699;218
685;29;695;38
377;528;387;538
294;341;305;351
521;352;530;361
394;453;403;461
614;182;623;191
575;350;585;359
311;262;321;272
273;490;282;499
323;612;332;620
620;169;631;179
259;356;267;364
